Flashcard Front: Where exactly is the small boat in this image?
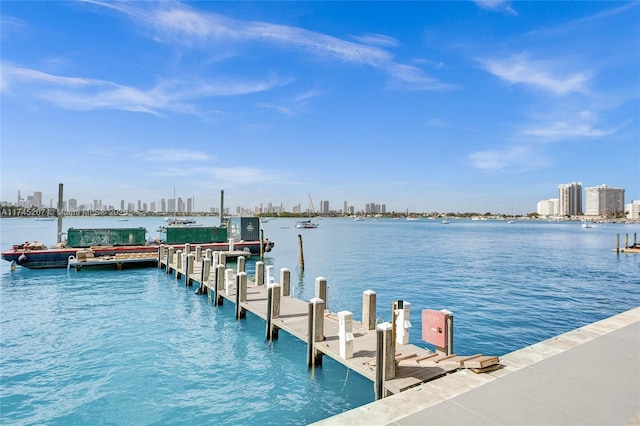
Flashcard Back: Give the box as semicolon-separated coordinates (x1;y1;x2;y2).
296;219;319;229
296;194;319;229
354;216;365;221
441;220;450;224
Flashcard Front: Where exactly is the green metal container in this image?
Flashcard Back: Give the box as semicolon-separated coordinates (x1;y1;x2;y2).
162;226;227;244
67;227;147;247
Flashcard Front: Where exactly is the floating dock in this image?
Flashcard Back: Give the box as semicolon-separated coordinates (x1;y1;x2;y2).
158;244;499;397
68;252;158;270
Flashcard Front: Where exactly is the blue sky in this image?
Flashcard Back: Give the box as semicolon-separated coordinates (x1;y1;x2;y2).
1;1;638;214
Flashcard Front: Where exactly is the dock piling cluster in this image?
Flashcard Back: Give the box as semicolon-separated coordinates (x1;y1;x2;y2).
157;244;500;398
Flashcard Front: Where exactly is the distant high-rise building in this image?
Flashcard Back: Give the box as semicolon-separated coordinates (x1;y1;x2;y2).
187;197;193;213
120;200;125;211
558;182;582;216
626;200;640;220
150;202;156;212
343;201;348;214
160;198;166;213
33;191;43;208
68;198;78;211
322;200;329;214
585;184;625;216
537;198;559;217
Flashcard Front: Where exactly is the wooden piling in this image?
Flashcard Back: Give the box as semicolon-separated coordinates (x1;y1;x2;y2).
235;272;247;319
256;261;264;286
617;234;620;254
215;264;225;306
266;284;281;341
298;234;305;271
280;268;291;296
175;250;183;279
307;297;325;367
375;322;395;400
166;247;174;274
363;290;377;330
237;256;245;273
315;277;327;310
186;253;195;286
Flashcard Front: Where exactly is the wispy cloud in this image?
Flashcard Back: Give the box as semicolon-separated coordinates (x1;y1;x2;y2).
468;145;549;171
472;1;517;16
140;149;212;162
480;53;591;95
1;62;282;114
350;33;400;48
521;110;623;141
85;0;449;91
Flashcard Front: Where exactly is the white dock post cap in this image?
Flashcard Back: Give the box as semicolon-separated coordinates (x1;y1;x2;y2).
440;309;453;315
376;322;393;331
310;297;324;304
267;282;281;289
363;289;376;295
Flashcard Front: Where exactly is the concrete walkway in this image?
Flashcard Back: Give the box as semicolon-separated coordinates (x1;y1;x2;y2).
315;306;640;425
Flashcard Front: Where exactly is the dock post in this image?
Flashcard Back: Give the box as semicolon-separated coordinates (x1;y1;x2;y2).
315;277;327;310
175;250;183;279
219;252;227;267
617;234;620;254
256;261;264;286
307;297;325;367
280;268;291;296
166;247;175;274
235;272;247;319
338;311;354;359
205;248;212;262
266;265;274;285
362;290;377;330
237;256;245;273
375;322;395;400
184;243;191;255
298;234;305;271
195;245;202;262
200;257;211;295
266;283;281;341
625;233;629;249
225;268;233;295
215;264;225;306
158;245;164;269
186;253;195;286
395;301;411;345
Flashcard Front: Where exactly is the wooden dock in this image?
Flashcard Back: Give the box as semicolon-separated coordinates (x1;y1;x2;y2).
68;252;158;270
158;245;500;397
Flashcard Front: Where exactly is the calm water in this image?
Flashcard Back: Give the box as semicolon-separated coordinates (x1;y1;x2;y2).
1;216;639;425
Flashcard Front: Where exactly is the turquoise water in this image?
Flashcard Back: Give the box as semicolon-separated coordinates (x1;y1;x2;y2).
2;217;639;424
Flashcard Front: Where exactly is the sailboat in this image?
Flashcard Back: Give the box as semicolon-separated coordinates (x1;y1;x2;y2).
296;194;319;229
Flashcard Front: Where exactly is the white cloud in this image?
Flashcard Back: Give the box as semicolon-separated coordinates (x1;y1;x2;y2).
520;110;624;142
480;53;591;95
469;145;549;171
141;149;212;162
472;1;517;16
350;33;400;48
86;0;448;91
1;62;282;114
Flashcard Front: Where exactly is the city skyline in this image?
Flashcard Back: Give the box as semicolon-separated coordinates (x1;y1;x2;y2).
1;1;639;214
3;179;634;217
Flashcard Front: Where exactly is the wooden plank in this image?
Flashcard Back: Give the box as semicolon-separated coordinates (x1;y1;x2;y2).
463;356;500;369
